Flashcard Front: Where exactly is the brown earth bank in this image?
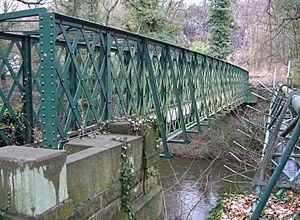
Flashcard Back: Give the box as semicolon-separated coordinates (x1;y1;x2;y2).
169;87;269;166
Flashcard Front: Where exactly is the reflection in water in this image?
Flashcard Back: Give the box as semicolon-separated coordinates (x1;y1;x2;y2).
160;158;242;220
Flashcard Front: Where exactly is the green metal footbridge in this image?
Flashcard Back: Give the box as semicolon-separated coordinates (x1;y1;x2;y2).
0;8;250;157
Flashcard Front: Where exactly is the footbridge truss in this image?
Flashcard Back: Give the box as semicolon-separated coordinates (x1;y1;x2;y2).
0;8;250;156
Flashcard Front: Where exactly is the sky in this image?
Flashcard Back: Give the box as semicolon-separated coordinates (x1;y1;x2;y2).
184;0;201;5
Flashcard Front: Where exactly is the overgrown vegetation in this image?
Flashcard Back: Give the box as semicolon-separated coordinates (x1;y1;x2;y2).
0;105;26;146
114;136;135;219
169;99;267;163
128;115;160;140
0;193;10;220
0;207;8;220
208;190;300;219
208;0;236;60
190;41;209;55
123;0;181;42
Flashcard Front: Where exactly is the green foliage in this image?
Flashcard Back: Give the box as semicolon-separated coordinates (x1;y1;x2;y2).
0;106;26;146
208;190;244;219
0;193;10;220
0;207;8;220
123;0;181;43
208;0;236;60
291;62;300;84
119;139;135;219
207;197;223;220
190;41;209;55
129;115;160;141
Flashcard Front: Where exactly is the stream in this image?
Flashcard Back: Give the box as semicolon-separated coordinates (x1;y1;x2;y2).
159;158;252;220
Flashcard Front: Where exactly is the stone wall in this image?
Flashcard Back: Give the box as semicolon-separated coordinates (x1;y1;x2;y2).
0;123;162;219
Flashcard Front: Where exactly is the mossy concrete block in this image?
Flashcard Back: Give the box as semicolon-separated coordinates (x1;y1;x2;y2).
133;186;163;220
111;212;128;220
72;181;122;220
129;181;143;201
144;176;158;195
101;182;121;208
64;144;92;155
0;146;68;217
145;163;159;179
36;199;74;220
139;125;157;156
143;151;160;169
87;199;121;220
108;122;157;157
65;134;143;206
108;122;134;135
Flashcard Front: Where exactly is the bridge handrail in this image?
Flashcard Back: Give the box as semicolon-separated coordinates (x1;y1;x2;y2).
0;8;250;156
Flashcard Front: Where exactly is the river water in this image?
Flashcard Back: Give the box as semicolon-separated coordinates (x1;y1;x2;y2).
159;158;251;220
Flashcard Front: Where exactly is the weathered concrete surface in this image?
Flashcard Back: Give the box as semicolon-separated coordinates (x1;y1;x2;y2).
2;123;162;220
112;186;163;220
0;146;68;217
133;186;163;220
65;134;143;206
108;122;157;156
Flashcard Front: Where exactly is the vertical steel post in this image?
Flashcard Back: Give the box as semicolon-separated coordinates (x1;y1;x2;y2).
251;118;300;219
144;40;171;157
69;54;77;130
105;31;112;120
39;12;57;149
22;36;34;143
185;51;202;133
166;46;190;143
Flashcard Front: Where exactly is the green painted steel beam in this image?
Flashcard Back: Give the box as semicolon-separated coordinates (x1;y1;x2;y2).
0;8;46;21
0;9;250;152
251;118;300;219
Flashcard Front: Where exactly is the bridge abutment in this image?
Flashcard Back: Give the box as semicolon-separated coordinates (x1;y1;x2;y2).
0;123;162;219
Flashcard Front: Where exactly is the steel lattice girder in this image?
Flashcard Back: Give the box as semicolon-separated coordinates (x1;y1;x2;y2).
0;8;250;156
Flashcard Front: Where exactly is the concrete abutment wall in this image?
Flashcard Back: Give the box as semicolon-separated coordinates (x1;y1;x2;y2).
0;123;162;219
